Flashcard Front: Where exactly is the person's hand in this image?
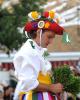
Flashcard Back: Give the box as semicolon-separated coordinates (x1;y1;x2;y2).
49;83;63;94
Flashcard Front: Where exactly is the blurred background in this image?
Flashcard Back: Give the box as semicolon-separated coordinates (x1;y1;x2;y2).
0;0;80;100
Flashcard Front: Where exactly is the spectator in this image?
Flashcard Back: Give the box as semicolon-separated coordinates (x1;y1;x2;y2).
3;85;14;100
0;85;4;100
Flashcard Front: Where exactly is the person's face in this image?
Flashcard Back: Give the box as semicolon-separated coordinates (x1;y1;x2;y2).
41;30;55;48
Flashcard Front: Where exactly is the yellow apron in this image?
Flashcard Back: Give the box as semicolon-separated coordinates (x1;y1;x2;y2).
19;72;51;100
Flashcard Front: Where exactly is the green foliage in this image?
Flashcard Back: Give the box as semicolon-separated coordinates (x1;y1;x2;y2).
42;51;49;59
65;76;80;95
0;0;47;52
52;65;80;95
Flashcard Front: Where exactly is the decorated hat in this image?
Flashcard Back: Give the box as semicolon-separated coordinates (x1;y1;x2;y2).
24;11;64;35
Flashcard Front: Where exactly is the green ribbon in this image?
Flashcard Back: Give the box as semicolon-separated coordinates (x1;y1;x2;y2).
32;92;38;100
29;41;35;49
62;32;71;43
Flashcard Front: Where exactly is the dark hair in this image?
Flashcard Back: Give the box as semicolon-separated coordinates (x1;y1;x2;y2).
28;30;37;39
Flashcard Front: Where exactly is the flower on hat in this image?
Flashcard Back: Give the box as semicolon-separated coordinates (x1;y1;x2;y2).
24;22;32;32
28;11;40;20
43;10;55;19
43;11;49;18
44;22;50;28
49;10;55;19
38;21;45;28
31;11;38;19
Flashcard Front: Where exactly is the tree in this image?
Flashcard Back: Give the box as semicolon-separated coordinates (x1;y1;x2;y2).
0;0;47;53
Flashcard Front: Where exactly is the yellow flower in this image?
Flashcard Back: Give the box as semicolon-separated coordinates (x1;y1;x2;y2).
45;22;50;28
31;11;39;20
49;10;55;19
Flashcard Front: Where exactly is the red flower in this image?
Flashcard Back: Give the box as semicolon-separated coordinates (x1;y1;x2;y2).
24;22;32;32
43;11;49;18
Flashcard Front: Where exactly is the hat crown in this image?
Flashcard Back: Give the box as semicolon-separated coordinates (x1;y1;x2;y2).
24;11;65;35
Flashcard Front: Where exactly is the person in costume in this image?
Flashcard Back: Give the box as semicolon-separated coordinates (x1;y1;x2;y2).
13;11;66;100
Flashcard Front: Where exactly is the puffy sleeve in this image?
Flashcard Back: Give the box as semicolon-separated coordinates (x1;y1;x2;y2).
13;51;41;92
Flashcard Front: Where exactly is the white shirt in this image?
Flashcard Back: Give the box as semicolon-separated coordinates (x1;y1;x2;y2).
13;39;51;97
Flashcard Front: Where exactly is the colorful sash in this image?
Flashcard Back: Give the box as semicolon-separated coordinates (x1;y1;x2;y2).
19;72;60;100
19;91;55;100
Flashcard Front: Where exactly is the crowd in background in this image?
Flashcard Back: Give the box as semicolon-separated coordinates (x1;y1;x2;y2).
0;65;17;100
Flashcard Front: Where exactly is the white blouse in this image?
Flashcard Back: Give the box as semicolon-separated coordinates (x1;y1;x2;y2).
13;39;51;97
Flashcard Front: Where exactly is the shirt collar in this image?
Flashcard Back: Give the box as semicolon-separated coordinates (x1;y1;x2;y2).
28;39;42;50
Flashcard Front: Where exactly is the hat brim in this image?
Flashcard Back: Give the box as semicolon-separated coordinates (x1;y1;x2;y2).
24;21;64;35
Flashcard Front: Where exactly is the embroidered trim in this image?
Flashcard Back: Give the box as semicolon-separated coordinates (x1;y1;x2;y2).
29;41;35;49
